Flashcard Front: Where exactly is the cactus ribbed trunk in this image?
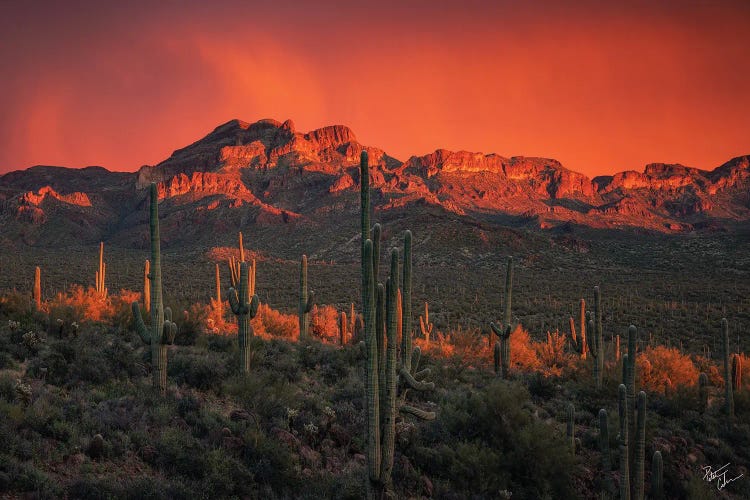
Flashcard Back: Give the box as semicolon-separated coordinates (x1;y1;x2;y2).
566;403;575;453
376;283;386;416
591;286;604;389
579;298;586;359
229;262;259;374
722;318;734;421
633;391;646;500
626;325;637;466
363;239;381;497
298;255;313;339
618;384;631;500
380;251;399;490
340;311;348;345
33;266;41;310
95;241;107;298
490;257;514;379
131;183;176;394
652;451;663;500
143;260;150;313
599;409;615;497
698;372;709;413
402;230;413;373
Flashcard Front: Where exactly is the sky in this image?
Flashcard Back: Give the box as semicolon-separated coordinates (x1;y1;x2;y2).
0;0;748;177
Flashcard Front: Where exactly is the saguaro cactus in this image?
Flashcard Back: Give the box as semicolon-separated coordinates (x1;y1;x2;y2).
143;260;151;313
401;230;413;371
298;255;314;339
598;409;615;497
625;325;638;461
33;266;41;310
340;311;348;346
652;451;663;500
95;241;107;298
633;391;646;500
721;318;734;420
419;302;433;344
566;403;575;453
569;298;587;359
490;257;514;378
732;354;742;393
589;287;605;389
698;372;709;413
618;384;631;500
131;183;178;394
229;261;260;373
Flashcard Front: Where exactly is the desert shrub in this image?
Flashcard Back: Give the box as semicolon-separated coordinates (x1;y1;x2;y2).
168;350;229;392
536;329;571;376
310;304;340;342
174;303;208;345
257;304;297;339
0;455;62;497
413;379;575;498
48;285;112;323
109;289;140;333
242;428;298;493
637;345;699;393
224;372;296;424
509;325;541;372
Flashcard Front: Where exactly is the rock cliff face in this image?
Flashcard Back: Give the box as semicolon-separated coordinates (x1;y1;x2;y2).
0;118;748;247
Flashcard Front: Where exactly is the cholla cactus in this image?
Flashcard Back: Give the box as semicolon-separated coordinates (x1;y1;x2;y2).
21;331;42;350
7;320;20;331
14;379;32;406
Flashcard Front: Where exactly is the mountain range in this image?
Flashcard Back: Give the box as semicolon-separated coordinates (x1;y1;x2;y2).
1;118;748;249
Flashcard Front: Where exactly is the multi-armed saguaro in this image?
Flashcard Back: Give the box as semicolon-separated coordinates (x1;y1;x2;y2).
360;151;435;499
131;183;178;394
95;241;107;298
229;261;259;374
490;256;514;378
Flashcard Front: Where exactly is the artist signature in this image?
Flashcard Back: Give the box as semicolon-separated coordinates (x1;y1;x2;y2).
701;463;744;490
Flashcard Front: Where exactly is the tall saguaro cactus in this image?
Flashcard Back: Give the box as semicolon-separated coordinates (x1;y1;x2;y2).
131;183;178;394
732;354;743;393
490;257;514;378
589;286;605;388
633;391;646;500
298;255;314;339
722;318;734;420
361;150;435;499
625;325;638;463
698;372;709;413
33;266;41;310
618;384;631;500
229;261;259;373
95;241;107;298
598;409;615;497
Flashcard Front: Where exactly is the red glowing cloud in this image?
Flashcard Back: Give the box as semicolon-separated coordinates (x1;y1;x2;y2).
0;0;748;176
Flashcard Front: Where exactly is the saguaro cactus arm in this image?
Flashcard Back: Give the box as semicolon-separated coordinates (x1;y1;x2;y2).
132;302;150;344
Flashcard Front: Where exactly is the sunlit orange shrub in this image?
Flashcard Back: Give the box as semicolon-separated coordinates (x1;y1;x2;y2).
536;330;571;377
427;326;487;365
509;325;541;372
311;304;340;342
256;303;297;339
637;345;699;394
48;285;111;323
692;354;724;387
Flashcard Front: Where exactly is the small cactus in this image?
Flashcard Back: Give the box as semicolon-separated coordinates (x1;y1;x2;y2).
298;255;314;339
652;450;664;500
419;302;433;343
33;266;41;310
569;298;587;359
95;241;107;298
566;403;575;453
721;318;734;420
698;372;709;413
732;353;742;393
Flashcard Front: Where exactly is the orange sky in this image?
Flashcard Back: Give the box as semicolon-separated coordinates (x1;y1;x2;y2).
1;0;748;177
